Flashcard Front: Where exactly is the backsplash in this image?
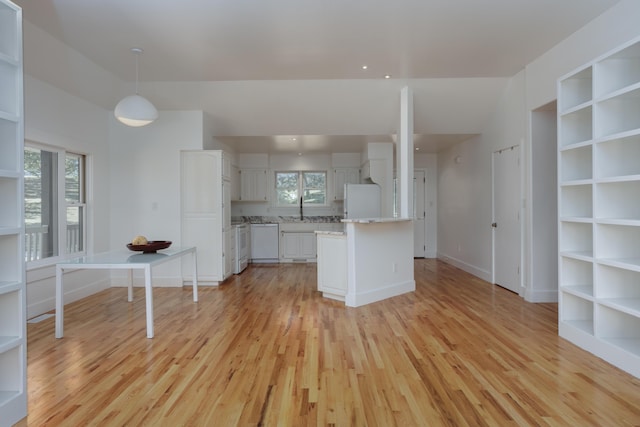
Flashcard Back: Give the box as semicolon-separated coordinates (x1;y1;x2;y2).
233;215;343;224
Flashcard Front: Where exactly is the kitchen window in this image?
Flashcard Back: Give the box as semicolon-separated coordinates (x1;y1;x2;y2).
275;171;327;206
24;143;87;263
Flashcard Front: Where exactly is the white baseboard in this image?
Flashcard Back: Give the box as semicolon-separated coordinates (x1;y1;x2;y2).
524;288;558;303
437;253;492;283
346;280;415;307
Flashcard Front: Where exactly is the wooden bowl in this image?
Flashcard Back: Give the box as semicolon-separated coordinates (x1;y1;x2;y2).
126;240;172;253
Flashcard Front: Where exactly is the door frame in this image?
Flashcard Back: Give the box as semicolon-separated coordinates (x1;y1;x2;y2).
491;143;524;296
413;168;427;258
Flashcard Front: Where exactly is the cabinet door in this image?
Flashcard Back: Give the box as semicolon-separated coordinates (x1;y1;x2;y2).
231;165;240;201
240;169;268;201
281;232;299;259
183;217;222;280
300;233;316;259
181;151;221;214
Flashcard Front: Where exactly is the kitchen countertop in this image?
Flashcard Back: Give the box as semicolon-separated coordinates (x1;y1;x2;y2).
233;215;343;224
341;217;413;224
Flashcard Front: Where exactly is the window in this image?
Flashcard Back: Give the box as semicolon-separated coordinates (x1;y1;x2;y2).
275;171;327;206
24;144;86;263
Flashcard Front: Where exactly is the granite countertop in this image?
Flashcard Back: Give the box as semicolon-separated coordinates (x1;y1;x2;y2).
314;230;346;236
341;217;413;224
233;215;343;224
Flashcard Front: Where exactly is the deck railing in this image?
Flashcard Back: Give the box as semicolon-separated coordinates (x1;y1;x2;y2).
25;224;82;262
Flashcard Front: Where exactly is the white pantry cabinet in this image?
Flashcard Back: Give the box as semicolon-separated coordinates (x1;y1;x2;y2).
0;1;26;425
181;150;233;285
238;169;268;201
557;36;640;378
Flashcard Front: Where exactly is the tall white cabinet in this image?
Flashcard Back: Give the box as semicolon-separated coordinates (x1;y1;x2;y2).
558;37;640;378
0;0;26;424
181;150;233;285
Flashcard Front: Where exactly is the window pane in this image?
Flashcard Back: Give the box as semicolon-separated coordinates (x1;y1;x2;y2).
24;147;59;261
66;206;84;254
303;172;326;205
65;153;82;203
276;172;299;205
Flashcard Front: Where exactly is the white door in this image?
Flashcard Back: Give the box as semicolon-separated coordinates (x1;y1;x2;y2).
492;146;521;294
414;170;426;258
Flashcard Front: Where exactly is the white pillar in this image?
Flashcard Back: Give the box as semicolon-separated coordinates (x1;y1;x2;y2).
398;86;414;218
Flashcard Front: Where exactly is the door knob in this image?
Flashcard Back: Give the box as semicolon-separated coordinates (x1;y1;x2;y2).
491;222;497;228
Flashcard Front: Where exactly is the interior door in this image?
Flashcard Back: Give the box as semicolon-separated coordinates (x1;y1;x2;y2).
493;146;521;294
413;170;426;258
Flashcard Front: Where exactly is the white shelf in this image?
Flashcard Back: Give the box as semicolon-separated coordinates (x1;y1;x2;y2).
561;285;594;299
559;105;592;147
560;145;592;182
559;66;592;112
594;86;640;138
0;1;25;424
558;36;640;378
0;336;19;354
594;40;640;98
559;185;592;218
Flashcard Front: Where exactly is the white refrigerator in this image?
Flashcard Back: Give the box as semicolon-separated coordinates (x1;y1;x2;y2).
343;184;381;219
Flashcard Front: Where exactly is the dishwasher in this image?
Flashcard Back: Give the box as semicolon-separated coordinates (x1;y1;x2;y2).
250;223;279;263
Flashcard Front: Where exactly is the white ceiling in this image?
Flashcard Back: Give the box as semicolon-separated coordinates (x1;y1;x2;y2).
14;0;620;153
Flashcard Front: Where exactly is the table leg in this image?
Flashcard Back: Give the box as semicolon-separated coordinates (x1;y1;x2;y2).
55;265;64;338
144;265;154;338
192;249;198;302
128;269;133;302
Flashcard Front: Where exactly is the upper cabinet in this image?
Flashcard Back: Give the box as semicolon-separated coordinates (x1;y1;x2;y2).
238;169;268;202
0;0;26;425
333;168;360;200
557;36;640;379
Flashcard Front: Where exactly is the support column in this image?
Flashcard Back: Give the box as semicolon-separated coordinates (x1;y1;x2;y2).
398;86;414;218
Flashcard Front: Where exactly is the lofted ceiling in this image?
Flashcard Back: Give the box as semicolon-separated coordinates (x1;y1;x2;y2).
14;0;620;153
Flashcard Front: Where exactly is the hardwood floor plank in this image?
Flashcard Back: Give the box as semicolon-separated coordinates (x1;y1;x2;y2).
17;260;640;426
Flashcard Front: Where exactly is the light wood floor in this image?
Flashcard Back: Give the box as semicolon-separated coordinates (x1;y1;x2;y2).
18;260;640;426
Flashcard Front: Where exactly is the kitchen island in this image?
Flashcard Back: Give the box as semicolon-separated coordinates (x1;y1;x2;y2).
317;218;415;307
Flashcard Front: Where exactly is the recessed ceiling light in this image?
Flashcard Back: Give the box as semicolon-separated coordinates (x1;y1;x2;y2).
362;65;368;70
297;152;302;156
384;74;391;79
291;137;297;142
415;147;420;151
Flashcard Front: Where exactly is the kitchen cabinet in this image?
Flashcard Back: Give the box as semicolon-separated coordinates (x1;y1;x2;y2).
557;36;640;378
181;150;233;285
239;169;268;201
0;1;26;425
281;231;316;261
230;164;240;201
333;167;360;200
316;232;347;300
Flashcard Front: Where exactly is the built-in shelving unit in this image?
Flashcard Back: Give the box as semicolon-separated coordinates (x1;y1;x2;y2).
558;36;640;378
0;0;26;425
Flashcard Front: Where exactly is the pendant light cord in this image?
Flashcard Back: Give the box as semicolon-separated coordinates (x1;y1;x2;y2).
135;51;140;95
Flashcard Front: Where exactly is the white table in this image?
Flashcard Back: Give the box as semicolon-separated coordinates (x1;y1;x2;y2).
55;246;198;339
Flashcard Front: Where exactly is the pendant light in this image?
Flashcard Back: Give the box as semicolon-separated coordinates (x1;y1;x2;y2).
114;47;158;127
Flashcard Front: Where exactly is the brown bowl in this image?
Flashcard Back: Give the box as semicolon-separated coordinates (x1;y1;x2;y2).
126;240;172;253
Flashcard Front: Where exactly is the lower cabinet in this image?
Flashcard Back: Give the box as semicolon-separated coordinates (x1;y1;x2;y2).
281;232;316;261
317;233;347;300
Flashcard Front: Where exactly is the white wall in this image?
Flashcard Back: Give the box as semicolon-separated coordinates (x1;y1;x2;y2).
108;111;205;286
23;76;112;317
436;0;640;289
437;70;525;281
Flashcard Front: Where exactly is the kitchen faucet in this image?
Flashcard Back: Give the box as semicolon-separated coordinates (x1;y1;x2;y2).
300;196;303;220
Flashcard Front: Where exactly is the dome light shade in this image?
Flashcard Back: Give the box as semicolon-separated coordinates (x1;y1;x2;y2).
115;47;157;127
114;94;158;127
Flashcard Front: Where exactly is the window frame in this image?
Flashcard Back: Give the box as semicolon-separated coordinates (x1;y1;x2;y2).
24;141;88;268
274;170;328;208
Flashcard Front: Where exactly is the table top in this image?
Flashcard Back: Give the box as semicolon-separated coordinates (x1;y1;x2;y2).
57;246;196;268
